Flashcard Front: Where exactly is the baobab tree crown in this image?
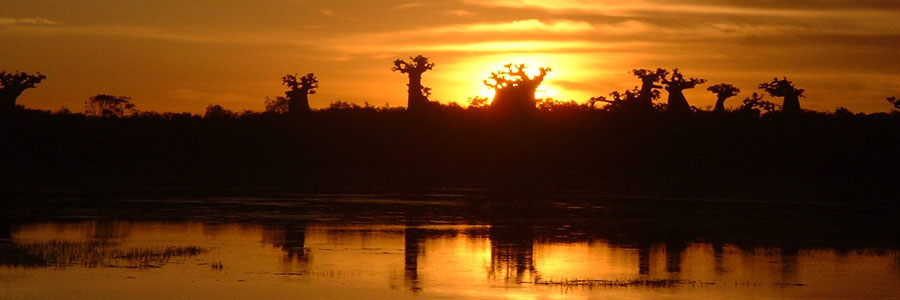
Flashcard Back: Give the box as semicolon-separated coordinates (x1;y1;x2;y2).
708;83;741;112
485;64;551;113
632;68;668;88
708;83;741;100
282;73;318;95
483;64;551;90
392;55;435;77
662;69;706;92
759;77;804;98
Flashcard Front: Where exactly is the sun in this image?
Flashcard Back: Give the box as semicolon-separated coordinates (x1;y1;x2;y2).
435;53;596;106
475;63;559;101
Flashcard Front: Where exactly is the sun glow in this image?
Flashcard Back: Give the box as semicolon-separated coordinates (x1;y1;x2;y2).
434;53;604;107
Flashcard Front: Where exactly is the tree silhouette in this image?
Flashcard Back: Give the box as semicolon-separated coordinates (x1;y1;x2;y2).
592;87;642;112
204;104;237;119
392;55;435;111
632;68;668;113
759;77;804;114
661;69;705;114
484;64;550;113
1;71;46;112
739;92;778;115
887;96;899;111
84;94;136;118
282;73;317;115
707;83;741;113
468;96;489;108
587;97;602;110
264;96;290;114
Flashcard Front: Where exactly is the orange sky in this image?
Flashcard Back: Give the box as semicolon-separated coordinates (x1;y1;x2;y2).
3;0;899;113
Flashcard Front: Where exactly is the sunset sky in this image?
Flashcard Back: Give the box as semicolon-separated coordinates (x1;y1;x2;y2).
3;0;899;113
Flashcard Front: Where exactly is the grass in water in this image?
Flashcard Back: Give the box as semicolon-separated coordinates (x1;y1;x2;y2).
534;278;716;288
0;240;205;268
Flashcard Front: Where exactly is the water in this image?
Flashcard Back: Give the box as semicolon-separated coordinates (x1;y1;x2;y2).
1;193;899;299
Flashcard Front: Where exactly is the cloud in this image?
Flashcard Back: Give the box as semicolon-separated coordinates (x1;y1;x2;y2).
325;19;648;54
393;2;425;10
318;9;335;17
446;9;475;16
327;16;869;57
0;17;58;26
323;19;620;56
449;19;597;34
463;0;900;16
4;24;321;47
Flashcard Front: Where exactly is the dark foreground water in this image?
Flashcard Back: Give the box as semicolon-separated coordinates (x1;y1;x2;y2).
1;192;899;299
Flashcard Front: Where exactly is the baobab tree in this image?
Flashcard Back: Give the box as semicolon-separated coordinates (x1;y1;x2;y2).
392;55;434;111
661;69;706;114
1;71;46;112
282;73;318;114
707;83;741;113
759;77;804;114
631;68;668;113
484;64;551;113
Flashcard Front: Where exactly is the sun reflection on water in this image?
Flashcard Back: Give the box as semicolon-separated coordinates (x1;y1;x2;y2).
2;221;899;300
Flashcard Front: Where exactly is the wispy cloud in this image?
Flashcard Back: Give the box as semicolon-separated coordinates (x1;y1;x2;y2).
393;2;425;10
4;24;321;47
0;17;58;26
446;9;475;16
324;19;618;55
463;0;900;16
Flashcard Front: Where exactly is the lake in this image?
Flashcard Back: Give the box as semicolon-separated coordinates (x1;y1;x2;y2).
1;192;899;299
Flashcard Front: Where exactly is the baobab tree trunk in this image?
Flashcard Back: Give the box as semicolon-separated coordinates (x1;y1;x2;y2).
782;94;801;114
0;88;25;113
491;83;538;114
638;83;656;112
407;73;427;111
288;95;310;114
667;90;691;114
714;95;728;113
1;95;14;113
286;85;311;115
287;94;310;114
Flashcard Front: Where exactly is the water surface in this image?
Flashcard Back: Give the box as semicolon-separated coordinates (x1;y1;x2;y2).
1;193;898;299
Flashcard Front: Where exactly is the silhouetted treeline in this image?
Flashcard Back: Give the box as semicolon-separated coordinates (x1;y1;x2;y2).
2;103;898;198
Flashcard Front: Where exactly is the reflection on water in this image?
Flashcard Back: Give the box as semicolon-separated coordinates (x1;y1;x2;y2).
2;220;899;299
261;223;309;264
